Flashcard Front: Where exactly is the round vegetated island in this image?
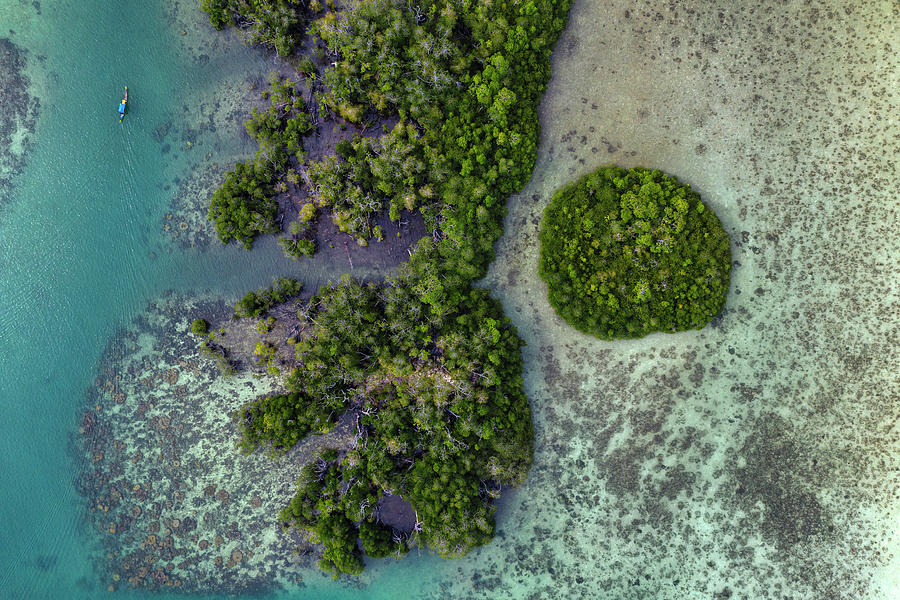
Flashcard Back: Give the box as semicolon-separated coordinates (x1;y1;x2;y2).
538;166;732;340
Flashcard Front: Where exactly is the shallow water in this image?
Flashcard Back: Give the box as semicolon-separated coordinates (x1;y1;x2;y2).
479;0;899;598
1;0;897;598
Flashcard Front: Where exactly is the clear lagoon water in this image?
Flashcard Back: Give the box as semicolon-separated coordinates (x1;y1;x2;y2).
0;0;897;599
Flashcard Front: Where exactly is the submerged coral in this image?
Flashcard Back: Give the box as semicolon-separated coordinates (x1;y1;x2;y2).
0;37;40;211
73;296;323;593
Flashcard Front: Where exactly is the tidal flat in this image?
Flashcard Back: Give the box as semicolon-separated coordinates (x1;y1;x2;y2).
475;0;899;598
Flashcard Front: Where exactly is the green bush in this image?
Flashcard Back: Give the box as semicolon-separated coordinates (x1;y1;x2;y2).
210;0;574;269
316;512;365;578
538;166;732;339
359;519;407;558
200;0;315;56
246;74;315;167
207;160;280;249
199;0;229;29
234;389;338;456
279;235;316;260
190;319;209;335
234;277;303;318
208;76;316;250
298;57;317;77
216;0;570;265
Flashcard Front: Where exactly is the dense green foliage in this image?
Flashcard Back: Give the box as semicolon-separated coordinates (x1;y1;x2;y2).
200;0;316;56
247;74;316;167
304;0;573;276
190;319;210;335
234;387;337;455
207;160;280;249
206;0;572;268
202;0;574;578
358;518;405;558
234;277;303;318
280;198;319;259
539;166;732;339
208;76;316;249
237;275;532;573
277;461;366;577
279;234;316;259
306;137;396;242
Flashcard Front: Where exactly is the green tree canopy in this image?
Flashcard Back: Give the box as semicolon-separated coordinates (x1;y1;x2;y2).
234;277;532;575
539;166;732;340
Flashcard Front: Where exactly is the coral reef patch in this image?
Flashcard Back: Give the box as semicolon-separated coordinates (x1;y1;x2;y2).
0;37;40;211
72;295;333;593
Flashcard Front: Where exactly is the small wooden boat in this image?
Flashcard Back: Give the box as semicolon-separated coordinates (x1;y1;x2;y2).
118;86;128;122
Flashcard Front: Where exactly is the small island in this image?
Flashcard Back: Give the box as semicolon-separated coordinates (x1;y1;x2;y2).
539;166;732;339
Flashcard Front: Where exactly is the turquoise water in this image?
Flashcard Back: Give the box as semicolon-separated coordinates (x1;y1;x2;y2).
0;1;333;597
2;0;897;599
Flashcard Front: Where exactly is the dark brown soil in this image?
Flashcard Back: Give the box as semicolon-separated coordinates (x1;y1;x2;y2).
376;494;417;533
